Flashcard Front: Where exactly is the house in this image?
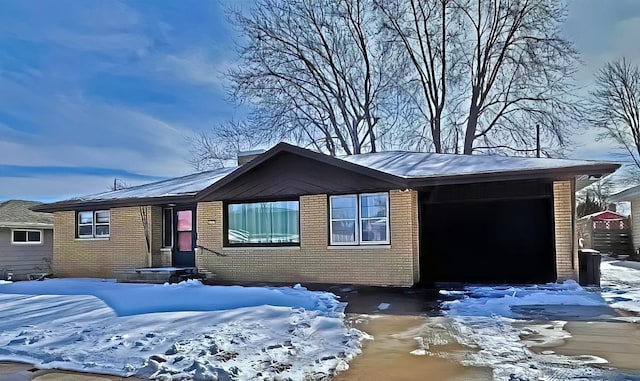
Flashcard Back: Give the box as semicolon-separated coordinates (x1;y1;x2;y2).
34;143;620;286
610;185;640;255
576;209;633;256
0;200;54;280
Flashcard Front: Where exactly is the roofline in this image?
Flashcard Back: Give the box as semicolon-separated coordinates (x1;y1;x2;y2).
32;194;197;213
610;184;640;202
0;222;53;229
196;142;408;201
406;163;620;188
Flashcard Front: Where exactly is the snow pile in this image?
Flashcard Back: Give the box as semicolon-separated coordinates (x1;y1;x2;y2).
441;280;606;318
0;279;363;380
0;278;342;316
436;282;619;380
601;258;640;314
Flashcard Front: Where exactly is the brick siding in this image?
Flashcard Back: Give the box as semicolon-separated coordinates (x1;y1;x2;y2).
53;207;159;278
554;180;578;281
195;190;419;286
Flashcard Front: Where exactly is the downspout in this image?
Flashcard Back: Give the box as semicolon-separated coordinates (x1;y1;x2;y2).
571;179;576;272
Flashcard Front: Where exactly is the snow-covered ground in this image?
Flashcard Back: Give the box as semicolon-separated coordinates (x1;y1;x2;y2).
0;279;364;380
601;256;640;314
429;260;640;380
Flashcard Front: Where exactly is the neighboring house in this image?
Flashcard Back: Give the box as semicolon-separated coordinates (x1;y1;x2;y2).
576;209;633;256
610;185;640;254
34;143;619;286
0;200;54;280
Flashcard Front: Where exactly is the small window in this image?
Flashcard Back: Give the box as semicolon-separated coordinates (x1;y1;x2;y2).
162;207;173;248
226;200;300;245
330;192;389;245
77;210;110;239
12;229;42;244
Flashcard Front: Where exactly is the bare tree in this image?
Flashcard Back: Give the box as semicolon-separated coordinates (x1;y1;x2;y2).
589;58;640;172
455;0;580;155
110;178;128;191
187;120;265;170
229;0;408;156
377;0;460;153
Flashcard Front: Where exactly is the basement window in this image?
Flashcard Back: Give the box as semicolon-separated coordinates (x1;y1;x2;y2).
12;229;42;244
77;210;110;239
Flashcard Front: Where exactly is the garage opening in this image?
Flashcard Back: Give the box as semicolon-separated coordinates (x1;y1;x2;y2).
419;181;556;285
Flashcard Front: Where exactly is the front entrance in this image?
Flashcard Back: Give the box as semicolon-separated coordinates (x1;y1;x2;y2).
172;207;196;267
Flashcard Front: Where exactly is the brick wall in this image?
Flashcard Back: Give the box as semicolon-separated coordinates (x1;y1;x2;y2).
196;190;419;286
554;180;578;281
53;206;160;278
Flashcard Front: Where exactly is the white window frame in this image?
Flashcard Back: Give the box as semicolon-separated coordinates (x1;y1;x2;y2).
329;192;390;246
11;229;43;245
77;210;110;239
329;195;359;245
359;192;390;245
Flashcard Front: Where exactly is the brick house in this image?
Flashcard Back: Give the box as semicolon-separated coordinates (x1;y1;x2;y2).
34;143;619;286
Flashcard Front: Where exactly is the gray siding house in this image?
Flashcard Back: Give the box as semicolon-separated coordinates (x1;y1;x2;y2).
0;200;54;280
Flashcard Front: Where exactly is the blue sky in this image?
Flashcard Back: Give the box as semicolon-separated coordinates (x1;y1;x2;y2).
0;0;639;201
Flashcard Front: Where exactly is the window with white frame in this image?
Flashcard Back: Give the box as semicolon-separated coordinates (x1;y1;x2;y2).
329;192;389;245
77;210;110;238
11;229;42;244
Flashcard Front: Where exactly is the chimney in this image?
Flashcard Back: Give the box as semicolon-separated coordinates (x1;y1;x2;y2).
607;203;617;212
237;149;265;166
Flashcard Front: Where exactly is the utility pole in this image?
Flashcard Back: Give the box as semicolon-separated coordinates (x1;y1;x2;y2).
536;124;540;158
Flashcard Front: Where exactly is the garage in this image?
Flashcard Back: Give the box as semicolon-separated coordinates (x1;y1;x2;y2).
419;180;557;285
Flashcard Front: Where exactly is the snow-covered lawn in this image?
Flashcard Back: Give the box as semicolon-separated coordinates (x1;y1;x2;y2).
0;279;364;380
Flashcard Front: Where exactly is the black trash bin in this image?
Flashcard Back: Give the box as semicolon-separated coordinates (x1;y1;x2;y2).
578;249;601;286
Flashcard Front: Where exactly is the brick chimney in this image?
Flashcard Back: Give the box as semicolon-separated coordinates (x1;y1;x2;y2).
237;149;265;166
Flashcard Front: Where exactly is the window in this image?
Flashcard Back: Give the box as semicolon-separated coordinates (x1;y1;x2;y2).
330;192;389;245
226;200;299;245
12;229;42;244
77;210;110;238
162;207;173;248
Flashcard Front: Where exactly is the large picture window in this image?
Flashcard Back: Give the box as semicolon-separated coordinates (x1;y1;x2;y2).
12;229;42;244
330;193;389;245
77;210;110;239
226;201;299;245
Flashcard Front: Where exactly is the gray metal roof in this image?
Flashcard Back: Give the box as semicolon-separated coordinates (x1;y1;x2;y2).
341;151;618;179
0;200;54;228
610;184;640;202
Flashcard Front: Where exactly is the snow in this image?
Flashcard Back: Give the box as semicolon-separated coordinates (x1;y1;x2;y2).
441;280;606;318
72;166;237;201
342;150;616;179
436;279;639;380
601;257;640;313
0;279;364;380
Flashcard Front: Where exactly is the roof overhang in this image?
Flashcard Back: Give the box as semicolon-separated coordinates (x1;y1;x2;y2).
406;163;620;188
0;222;53;229
32;194;197;213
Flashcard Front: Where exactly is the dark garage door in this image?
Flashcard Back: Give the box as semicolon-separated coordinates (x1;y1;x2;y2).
420;183;556;284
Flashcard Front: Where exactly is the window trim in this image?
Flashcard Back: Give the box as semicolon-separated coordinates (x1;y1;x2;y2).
329;192;390;246
223;198;301;247
11;229;43;245
77;210;110;239
328;194;359;246
162;207;174;248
